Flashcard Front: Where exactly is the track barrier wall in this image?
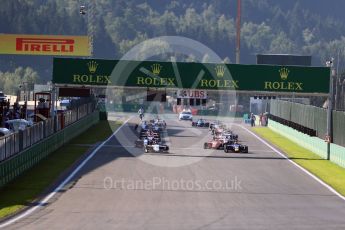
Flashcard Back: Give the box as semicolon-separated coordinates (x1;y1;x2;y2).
268;119;345;168
0;110;99;188
270;100;345;147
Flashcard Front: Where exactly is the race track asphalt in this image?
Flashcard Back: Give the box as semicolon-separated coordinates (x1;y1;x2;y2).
3;113;345;230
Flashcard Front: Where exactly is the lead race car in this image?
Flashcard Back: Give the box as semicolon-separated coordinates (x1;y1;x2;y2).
135;135;161;148
224;140;248;153
135;119;162;147
192;119;210;127
144;141;169;153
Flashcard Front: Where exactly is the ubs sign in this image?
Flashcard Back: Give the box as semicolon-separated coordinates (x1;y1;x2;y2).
177;90;207;99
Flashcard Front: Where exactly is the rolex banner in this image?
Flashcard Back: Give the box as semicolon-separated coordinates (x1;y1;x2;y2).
52;58;330;93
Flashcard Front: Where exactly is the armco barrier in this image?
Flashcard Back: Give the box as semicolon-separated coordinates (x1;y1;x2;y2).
268;119;345;168
0;111;99;188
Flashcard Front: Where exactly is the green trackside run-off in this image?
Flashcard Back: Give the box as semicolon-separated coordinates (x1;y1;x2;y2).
53;58;330;94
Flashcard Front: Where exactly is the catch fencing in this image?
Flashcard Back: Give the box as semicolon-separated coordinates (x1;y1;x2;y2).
0;103;95;163
0;111;99;188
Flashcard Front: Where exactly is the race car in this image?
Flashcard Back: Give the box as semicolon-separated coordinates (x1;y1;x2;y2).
224;141;248;153
149;119;167;131
137;128;161;144
203;139;226;149
209;120;222;130
214;131;238;141
135;136;161;148
210;123;228;135
140;130;160;138
144;143;169;153
192;119;210;127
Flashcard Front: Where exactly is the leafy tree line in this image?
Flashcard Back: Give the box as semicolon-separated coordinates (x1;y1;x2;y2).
1;0;345;86
0;67;40;95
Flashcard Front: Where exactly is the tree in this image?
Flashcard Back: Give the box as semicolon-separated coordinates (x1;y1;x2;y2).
269;31;296;54
0;67;39;95
242;22;273;52
223;57;231;63
202;54;210;63
3;0;345;77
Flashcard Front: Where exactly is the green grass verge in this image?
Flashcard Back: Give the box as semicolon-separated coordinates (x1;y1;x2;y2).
0;120;122;220
252;127;345;196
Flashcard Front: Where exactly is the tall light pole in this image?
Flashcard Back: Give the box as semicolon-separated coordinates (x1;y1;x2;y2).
342;79;345;110
326;58;335;160
87;1;95;57
335;47;345;111
80;1;95;57
235;0;242;64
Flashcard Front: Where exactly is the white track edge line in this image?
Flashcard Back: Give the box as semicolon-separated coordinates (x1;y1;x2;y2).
236;124;345;202
0;117;131;228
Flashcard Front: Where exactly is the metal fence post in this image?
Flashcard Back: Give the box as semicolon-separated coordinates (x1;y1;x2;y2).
53;115;58;132
43;120;47;138
18;130;24;152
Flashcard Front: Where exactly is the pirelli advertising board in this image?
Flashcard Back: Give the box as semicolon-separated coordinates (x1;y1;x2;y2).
53;58;330;94
0;34;90;56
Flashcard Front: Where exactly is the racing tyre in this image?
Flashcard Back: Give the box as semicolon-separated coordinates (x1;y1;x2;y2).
204;143;208;149
144;147;149;153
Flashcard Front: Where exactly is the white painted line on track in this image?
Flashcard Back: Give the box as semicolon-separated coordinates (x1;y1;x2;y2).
237;124;345;202
0;117;132;228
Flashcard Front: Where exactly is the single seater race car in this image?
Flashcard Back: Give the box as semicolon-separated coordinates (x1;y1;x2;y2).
139;130;160;139
148;119;167;131
203;139;227;149
135;136;162;148
214;132;238;141
224;141;248;153
210;124;228;135
144;143;169;153
192;119;210;127
209;120;222;130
